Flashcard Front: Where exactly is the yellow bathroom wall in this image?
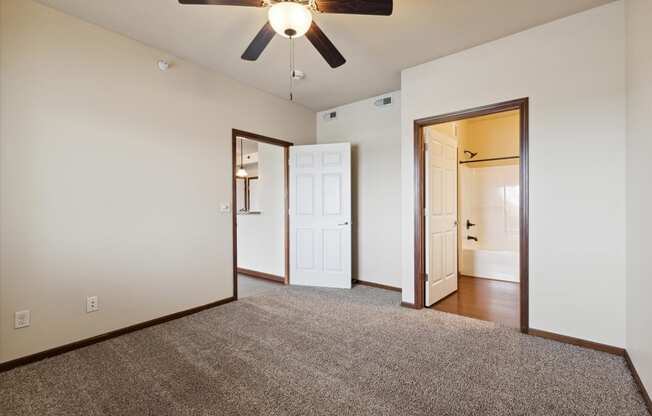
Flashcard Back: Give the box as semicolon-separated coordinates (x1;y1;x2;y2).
459;110;520;163
426;110;519;165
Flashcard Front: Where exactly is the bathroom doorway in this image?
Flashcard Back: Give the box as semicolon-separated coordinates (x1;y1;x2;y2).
413;98;529;332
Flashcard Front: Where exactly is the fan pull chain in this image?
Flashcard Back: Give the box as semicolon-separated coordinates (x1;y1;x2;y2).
289;36;295;101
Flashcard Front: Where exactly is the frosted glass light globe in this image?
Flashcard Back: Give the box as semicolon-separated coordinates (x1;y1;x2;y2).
268;2;312;38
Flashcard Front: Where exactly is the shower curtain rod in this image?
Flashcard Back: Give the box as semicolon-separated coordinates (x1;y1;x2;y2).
459;156;520;164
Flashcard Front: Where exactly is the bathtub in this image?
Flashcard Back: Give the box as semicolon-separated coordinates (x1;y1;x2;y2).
460;248;519;282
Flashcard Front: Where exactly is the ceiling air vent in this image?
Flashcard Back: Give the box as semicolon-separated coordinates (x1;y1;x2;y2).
322;111;337;122
374;96;392;107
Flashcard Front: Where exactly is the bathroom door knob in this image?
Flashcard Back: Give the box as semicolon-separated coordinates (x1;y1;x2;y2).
466;219;476;229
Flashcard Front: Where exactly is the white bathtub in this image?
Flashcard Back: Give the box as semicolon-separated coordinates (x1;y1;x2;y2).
460;248;519;282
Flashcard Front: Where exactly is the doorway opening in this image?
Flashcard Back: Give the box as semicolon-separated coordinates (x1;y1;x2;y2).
232;129;293;300
413;98;529;332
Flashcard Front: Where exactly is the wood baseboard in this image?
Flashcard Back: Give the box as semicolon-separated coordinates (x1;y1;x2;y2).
400;301;420;309
0;296;236;373
354;280;402;292
624;350;652;414
527;328;625;356
237;268;285;284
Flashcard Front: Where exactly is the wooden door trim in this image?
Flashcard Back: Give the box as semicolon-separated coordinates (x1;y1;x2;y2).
412;98;530;333
237;267;285;284
232;130;293;300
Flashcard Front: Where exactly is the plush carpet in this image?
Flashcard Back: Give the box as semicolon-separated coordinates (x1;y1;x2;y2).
0;285;649;416
238;274;284;298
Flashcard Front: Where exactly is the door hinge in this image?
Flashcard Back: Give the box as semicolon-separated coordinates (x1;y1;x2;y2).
424;273;429;282
424;142;429;152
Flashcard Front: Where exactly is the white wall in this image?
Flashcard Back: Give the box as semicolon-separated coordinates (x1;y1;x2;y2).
401;2;627;347
625;0;652;395
0;0;315;363
317;92;402;288
237;143;285;277
460;164;520;252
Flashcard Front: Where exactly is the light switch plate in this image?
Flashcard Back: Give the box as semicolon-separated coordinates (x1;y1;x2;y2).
14;310;30;329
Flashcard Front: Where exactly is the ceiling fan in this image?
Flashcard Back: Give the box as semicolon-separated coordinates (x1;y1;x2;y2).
178;0;393;69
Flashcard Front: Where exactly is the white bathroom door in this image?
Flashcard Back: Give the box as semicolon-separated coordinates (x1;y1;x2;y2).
425;129;459;306
289;143;351;289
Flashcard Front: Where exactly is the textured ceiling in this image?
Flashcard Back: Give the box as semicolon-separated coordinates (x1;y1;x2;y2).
36;0;614;111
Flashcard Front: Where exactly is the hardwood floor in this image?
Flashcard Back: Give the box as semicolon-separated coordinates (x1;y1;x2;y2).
431;275;520;328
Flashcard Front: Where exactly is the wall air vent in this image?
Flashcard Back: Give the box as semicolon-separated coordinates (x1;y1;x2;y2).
322;111;337;122
374;96;392;107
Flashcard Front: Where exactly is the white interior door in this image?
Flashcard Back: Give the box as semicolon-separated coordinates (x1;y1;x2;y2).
425;128;458;306
290;143;351;289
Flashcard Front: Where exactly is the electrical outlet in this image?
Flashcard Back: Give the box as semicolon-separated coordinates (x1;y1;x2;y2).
86;296;99;313
14;310;30;329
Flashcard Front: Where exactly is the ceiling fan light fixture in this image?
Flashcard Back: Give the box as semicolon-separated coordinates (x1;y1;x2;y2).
268;2;312;38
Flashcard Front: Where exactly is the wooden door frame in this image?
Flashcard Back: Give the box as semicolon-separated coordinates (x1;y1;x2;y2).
232;129;293;300
413;98;530;333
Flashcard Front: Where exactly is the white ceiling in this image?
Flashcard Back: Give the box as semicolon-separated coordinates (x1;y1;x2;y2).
36;0;613;111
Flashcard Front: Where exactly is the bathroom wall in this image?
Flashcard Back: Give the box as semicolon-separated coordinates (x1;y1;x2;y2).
460;164;520;251
433;112;520;282
459;111;520;162
459;112;520;254
459;163;520;282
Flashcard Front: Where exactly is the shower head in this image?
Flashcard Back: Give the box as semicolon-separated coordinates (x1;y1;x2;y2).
464;150;478;159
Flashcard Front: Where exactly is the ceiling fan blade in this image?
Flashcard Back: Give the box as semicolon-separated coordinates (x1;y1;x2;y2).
241;22;276;61
178;0;262;6
315;0;392;16
305;22;346;68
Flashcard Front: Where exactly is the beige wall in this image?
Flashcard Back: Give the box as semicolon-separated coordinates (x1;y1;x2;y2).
401;2;627;347
0;0;315;363
316;92;402;288
625;0;652;395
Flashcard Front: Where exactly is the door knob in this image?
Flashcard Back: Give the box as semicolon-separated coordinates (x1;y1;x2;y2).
466;219;476;229
338;221;349;226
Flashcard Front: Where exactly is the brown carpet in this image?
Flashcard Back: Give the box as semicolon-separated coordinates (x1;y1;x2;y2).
0;285;649;416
